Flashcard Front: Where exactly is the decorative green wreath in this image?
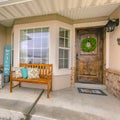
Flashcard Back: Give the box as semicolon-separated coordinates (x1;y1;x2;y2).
81;37;97;52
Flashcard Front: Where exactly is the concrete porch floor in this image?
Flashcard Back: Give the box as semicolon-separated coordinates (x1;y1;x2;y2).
0;83;120;120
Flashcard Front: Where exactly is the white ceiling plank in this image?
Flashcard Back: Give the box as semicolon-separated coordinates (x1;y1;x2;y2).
25;3;36;15
58;0;64;11
47;0;56;12
73;0;79;8
29;0;43;15
81;0;89;7
85;0;94;7
102;0;109;4
60;3;120;19
110;0;120;3
44;0;54;13
0;13;6;20
14;6;27;17
95;0;102;6
0;0;120;26
13;5;25;17
76;0;83;8
67;0;73;9
14;3;32;17
52;0;60;12
0;19;14;27
0;7;14;19
4;8;16;17
0;0;32;7
4;6;23;17
37;0;46;15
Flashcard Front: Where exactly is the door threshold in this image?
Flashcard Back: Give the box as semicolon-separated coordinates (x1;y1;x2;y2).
76;80;102;85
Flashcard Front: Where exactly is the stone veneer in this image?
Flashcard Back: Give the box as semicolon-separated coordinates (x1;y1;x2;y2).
106;69;120;100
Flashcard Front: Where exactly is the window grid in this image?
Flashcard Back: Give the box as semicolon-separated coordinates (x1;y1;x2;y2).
20;27;49;64
59;28;70;69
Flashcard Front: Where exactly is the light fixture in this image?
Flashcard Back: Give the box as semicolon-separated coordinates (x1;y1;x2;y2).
117;38;120;45
105;19;119;32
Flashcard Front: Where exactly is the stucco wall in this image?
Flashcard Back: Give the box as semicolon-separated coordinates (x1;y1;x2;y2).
13;20;73;90
105;6;120;99
0;24;6;65
20;74;71;91
6;27;12;46
0;25;12;66
109;26;120;71
109;6;120;71
53;75;71;90
13;21;72;73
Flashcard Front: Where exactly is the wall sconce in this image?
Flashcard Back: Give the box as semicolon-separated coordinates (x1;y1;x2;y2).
117;38;120;45
105;19;119;32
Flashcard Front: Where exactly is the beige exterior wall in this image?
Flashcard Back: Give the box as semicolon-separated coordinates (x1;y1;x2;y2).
0;25;12;66
20;75;71;91
0;10;120;90
13;20;73;71
0;24;6;65
6;27;12;46
13;20;73;90
109;6;120;71
12;14;110;90
105;6;120;99
53;75;71;90
109;26;120;71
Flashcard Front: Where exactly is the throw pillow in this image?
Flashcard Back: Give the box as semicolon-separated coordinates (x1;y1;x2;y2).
28;68;40;79
21;68;28;78
13;67;22;78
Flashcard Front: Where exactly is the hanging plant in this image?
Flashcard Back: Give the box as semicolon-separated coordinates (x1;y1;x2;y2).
81;37;97;52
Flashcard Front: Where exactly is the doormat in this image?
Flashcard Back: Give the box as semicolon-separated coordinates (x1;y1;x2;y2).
78;88;107;96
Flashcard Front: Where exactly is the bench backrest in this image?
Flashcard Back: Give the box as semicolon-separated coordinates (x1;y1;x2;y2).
20;64;53;76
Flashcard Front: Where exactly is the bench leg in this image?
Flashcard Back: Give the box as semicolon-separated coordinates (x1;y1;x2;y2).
10;80;12;93
47;84;50;98
50;80;52;92
19;82;21;87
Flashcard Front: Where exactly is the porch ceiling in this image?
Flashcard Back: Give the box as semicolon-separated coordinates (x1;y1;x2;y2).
0;0;120;27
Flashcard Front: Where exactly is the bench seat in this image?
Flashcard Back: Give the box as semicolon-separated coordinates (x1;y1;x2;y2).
10;64;53;98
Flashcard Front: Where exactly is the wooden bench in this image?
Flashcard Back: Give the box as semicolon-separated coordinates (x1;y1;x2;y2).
10;64;53;98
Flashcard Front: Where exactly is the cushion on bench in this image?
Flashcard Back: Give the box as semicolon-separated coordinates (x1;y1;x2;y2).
21;68;28;78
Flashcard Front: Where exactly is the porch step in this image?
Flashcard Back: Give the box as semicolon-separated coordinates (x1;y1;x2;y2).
75;83;106;90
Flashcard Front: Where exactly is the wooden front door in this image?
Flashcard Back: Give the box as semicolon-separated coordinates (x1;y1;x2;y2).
76;28;104;83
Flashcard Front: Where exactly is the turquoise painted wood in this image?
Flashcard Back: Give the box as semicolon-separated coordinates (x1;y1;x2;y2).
3;46;11;76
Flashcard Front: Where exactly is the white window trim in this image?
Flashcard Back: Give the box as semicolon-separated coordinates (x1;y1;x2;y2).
13;21;53;67
13;20;73;75
58;27;70;70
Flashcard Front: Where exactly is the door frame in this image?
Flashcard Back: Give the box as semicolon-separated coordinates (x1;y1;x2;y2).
73;25;106;84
